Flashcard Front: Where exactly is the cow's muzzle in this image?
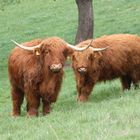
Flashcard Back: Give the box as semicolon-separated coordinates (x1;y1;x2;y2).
50;63;62;72
77;67;87;74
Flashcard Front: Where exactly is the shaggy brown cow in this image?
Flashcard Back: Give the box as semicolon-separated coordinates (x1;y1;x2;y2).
72;34;140;102
8;37;90;117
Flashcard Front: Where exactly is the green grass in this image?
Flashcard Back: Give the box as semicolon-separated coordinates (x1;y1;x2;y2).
0;0;140;140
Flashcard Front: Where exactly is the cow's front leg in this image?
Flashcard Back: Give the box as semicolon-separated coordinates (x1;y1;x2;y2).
42;92;59;115
76;76;95;102
11;87;24;117
77;83;94;102
42;92;60;115
42;77;62;115
26;93;40;117
42;99;51;115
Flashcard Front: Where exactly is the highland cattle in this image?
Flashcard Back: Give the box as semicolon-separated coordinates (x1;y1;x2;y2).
72;34;140;102
8;37;90;116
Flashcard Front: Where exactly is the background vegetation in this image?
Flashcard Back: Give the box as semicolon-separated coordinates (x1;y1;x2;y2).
0;0;140;139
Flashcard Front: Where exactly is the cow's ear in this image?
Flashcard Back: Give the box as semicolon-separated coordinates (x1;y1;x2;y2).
63;47;74;58
93;52;103;64
88;53;94;61
34;48;41;56
93;51;102;59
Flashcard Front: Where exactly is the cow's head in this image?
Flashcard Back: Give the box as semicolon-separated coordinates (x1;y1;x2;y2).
11;37;90;73
72;40;109;74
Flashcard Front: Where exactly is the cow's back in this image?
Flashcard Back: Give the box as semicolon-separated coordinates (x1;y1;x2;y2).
94;34;140;80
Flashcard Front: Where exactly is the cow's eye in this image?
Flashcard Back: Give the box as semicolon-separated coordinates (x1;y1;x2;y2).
88;54;93;60
72;55;75;60
87;55;91;60
46;49;49;53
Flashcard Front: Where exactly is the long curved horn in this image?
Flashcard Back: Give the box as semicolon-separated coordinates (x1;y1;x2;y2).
67;39;94;51
11;40;41;51
90;46;110;52
86;39;109;51
67;39;109;52
67;43;90;51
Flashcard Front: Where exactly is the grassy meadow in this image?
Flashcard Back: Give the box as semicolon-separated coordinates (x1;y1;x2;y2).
0;0;140;139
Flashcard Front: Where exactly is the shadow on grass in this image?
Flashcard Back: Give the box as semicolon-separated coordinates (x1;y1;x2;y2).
90;85;122;103
53;91;79;112
90;82;139;103
54;81;140;112
13;82;140;117
54;85;122;112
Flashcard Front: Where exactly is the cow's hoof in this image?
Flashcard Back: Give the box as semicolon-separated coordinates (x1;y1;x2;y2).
11;112;20;117
27;110;38;117
43;107;51;115
77;95;88;102
43;112;50;116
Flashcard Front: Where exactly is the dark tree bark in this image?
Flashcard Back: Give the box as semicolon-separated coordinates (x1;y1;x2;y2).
75;0;94;44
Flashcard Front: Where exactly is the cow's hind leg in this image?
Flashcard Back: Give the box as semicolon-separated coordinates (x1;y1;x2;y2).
133;82;139;89
132;78;139;89
11;88;24;117
129;71;140;89
120;75;132;90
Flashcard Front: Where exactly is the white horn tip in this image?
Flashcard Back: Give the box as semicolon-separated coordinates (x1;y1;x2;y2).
11;39;15;43
11;39;18;45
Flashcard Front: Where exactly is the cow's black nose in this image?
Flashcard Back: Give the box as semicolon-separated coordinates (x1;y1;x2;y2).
78;67;87;74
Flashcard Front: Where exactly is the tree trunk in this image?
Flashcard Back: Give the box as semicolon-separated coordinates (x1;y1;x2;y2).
75;0;94;44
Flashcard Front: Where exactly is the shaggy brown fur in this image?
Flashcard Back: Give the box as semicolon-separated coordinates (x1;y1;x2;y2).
8;37;72;116
72;34;140;102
